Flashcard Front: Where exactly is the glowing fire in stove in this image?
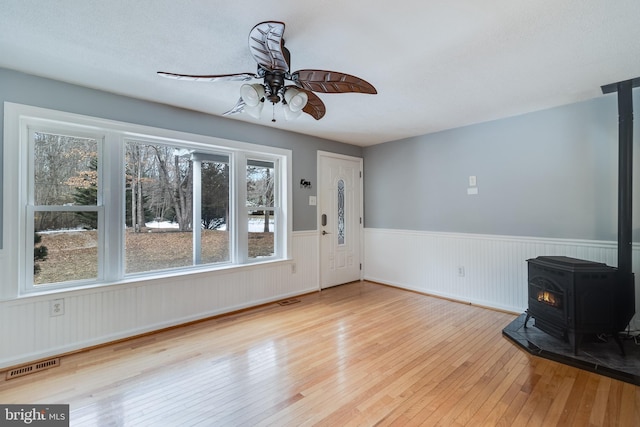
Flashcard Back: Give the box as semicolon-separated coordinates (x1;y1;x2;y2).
537;291;559;307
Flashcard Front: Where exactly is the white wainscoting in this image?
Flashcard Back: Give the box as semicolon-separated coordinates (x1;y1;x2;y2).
364;228;640;328
5;228;638;369
0;231;319;369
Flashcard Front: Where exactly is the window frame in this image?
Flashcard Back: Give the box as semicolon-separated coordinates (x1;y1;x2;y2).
4;103;292;296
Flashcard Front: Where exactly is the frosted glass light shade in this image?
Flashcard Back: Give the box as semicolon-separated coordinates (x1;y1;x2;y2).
240;84;265;107
284;88;308;112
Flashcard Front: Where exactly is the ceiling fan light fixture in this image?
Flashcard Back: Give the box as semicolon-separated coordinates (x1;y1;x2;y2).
240;83;265;107
284;88;308;112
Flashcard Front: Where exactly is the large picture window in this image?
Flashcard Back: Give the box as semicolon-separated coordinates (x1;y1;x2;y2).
6;104;291;293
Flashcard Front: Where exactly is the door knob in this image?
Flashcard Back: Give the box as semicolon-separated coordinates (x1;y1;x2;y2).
322;230;331;235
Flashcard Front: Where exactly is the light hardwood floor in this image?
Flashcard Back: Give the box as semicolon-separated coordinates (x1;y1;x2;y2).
1;281;638;426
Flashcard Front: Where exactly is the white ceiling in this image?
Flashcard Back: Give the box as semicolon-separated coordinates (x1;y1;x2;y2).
2;1;640;146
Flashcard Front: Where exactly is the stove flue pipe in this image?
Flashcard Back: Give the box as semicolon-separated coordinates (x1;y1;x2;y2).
616;80;633;281
601;77;639;330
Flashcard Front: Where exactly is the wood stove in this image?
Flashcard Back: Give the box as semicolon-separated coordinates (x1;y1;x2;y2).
525;256;620;355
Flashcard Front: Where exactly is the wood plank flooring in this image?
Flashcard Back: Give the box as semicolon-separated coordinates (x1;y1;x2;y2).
1;281;638;426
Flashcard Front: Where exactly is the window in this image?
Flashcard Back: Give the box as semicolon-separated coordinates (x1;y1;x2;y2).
7;104;291;293
31;131;102;285
247;159;276;259
124;142;232;274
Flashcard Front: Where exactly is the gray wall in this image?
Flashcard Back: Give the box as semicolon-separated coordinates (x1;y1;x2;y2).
0;68;362;238
363;90;640;242
4;68;638;242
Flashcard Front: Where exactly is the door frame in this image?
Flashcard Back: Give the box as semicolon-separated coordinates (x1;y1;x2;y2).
316;150;364;289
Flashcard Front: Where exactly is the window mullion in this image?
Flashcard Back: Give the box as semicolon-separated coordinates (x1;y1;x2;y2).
235;153;248;264
103;132;123;282
193;159;202;265
274;158;282;259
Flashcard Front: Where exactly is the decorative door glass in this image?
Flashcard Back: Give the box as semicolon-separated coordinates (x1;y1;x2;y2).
337;179;345;245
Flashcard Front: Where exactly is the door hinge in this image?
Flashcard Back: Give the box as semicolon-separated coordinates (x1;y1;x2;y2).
360;263;362;270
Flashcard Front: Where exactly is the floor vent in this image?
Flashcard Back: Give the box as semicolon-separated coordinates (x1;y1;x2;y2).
5;358;60;380
278;298;301;306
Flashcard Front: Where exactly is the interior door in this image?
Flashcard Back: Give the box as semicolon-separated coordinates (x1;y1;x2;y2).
318;152;362;289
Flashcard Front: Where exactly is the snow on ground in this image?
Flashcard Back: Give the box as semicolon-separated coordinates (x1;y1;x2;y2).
145;221;179;229
36;219;273;234
145;219;273;232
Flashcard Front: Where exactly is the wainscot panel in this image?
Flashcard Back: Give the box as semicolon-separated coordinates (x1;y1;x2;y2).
0;231;319;369
364;228;640;330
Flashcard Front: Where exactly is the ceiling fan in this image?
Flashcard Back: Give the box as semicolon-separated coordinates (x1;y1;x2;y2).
158;21;377;121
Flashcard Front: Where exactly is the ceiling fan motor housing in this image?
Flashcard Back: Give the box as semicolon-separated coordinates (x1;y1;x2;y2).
264;71;286;104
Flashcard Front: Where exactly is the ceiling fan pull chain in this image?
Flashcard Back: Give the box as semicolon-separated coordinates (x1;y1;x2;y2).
272;104;276;122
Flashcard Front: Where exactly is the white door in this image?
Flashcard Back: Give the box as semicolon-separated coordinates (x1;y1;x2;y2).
318;152;362;289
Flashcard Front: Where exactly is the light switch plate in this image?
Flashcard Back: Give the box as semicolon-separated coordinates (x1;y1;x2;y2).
309;196;317;206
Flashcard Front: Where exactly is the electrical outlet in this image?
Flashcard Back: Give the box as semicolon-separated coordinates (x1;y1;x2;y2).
50;299;64;317
457;266;465;277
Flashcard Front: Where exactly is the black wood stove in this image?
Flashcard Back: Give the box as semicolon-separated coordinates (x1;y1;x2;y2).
525;256;620;354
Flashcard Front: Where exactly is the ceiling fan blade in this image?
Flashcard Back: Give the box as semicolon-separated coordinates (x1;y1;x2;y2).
301;90;326;120
222;98;246;116
157;71;257;82
248;21;289;72
293;70;377;94
282;44;292;71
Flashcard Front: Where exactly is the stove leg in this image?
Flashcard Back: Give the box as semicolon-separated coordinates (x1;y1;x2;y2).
524;311;532;329
573;334;581;355
614;334;626;356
